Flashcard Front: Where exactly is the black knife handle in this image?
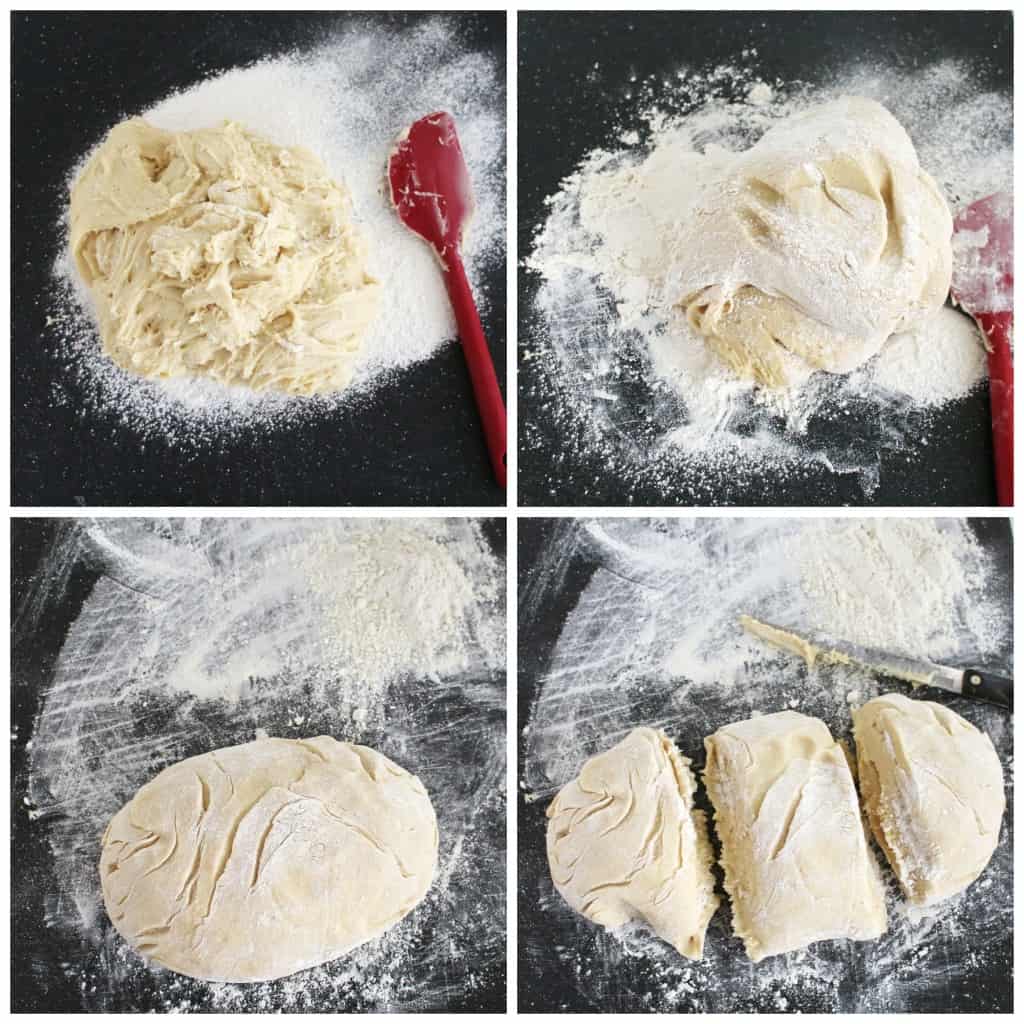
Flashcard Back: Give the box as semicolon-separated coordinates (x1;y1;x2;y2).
961;669;1013;710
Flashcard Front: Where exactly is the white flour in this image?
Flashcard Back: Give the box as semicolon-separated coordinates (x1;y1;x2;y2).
872;307;987;408
525;60;1008;500
47;18;504;442
797;518;979;653
20;518;505;1011
521;518;1012;1012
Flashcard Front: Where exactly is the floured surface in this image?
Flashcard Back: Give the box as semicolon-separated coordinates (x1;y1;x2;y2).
16;519;505;1011
519;518;1012;1011
46;17;505;442
523;57;1009;503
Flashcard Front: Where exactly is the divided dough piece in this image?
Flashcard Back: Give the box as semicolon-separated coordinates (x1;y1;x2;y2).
853;692;1005;906
704;710;886;960
546;727;719;958
100;736;438;982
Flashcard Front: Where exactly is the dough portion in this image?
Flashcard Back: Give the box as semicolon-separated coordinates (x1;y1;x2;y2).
853;693;1005;906
70;119;379;395
704;710;886;960
669;97;952;387
546;727;719;958
99;736;437;982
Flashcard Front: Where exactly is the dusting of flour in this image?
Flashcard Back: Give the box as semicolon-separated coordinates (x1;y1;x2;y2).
521;518;1012;1012
47;18;505;443
19;518;505;1011
525;60;1008;502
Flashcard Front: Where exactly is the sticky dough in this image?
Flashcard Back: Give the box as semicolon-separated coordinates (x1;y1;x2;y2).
669;96;953;387
546;727;719;959
703;711;886;960
853;693;1005;907
99;736;438;982
70;119;379;395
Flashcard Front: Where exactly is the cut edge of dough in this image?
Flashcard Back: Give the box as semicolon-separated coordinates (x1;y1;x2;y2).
853;711;923;904
658;731;721;959
702;730;765;960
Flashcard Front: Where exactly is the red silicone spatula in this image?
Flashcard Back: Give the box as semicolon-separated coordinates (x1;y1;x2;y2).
389;112;507;488
951;193;1014;506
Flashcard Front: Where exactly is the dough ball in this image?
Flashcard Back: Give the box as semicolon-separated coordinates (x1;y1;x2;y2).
99;736;438;982
704;711;886;961
546;727;719;959
853;693;1005;906
672;97;952;387
70;119;380;395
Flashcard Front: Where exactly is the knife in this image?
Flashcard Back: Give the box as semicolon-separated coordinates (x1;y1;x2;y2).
740;615;1012;711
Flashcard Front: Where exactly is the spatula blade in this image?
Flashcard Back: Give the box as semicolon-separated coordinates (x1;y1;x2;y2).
388;111;473;261
952;192;1013;316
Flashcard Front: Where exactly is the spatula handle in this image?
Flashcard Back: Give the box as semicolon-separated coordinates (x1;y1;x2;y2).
443;251;507;489
976;310;1013;507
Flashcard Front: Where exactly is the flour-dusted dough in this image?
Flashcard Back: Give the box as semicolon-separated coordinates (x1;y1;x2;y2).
99;736;437;982
671;97;952;387
546;727;719;958
70;119;379;395
704;711;886;960
853;693;1005;907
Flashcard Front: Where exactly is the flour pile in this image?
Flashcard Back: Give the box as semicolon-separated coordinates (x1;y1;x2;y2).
521;517;1012;1012
48;18;504;440
525;60;1007;500
21;518;505;1011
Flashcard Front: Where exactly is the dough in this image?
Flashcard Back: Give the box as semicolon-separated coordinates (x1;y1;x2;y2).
853;693;1005;906
99;736;437;982
703;711;886;960
546;727;719;959
669;97;952;387
70;119;379;395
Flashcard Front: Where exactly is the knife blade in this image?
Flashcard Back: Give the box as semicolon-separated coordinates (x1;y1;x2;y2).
739;615;1012;709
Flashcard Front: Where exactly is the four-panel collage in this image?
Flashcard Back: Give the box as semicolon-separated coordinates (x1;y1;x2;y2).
9;6;1015;1018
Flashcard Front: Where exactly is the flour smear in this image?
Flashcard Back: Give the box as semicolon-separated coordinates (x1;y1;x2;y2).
525;59;1008;502
47;18;505;444
20;519;505;1011
521;518;1012;1012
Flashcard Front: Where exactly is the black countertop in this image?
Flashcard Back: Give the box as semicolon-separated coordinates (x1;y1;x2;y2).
517;516;1013;1012
12;517;507;1011
518;11;1011;506
13;12;506;507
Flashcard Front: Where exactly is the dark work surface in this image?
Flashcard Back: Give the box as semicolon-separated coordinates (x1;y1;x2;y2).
12;517;507;1012
517;517;1013;1012
12;12;506;507
518;11;1011;507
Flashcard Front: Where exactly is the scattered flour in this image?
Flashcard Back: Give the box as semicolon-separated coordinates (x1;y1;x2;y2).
47;18;505;443
20;518;505;1011
747;81;773;106
524;59;1009;501
796;518;981;653
521;517;1012;1011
